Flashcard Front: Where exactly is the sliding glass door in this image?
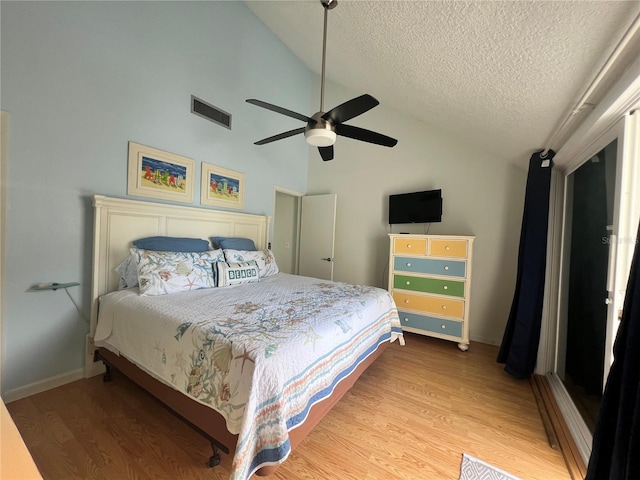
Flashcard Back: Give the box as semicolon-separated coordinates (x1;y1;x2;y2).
556;138;618;433
550;113;639;462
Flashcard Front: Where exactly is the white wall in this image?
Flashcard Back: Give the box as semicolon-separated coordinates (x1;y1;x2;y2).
307;78;528;345
0;1;311;395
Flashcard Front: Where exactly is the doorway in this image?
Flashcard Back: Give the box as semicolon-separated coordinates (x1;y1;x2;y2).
272;189;338;281
272;188;301;275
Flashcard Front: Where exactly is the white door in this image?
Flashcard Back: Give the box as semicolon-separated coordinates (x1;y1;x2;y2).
298;194;337;280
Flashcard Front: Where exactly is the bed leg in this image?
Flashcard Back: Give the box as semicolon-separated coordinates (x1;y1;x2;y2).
103;363;112;382
208;443;221;468
93;350;113;382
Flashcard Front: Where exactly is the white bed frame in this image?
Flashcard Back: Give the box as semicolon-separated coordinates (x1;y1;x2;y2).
87;195;270;376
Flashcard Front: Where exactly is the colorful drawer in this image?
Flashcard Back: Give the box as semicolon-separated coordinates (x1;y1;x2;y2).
429;239;468;258
388;234;475;351
393;274;465;298
398;311;463;338
393;256;466;278
393;237;427;255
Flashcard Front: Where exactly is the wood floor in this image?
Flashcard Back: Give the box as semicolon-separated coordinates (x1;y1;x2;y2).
7;333;571;480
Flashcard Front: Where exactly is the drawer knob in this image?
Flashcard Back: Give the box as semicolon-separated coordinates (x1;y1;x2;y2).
444;265;449;271
407;244;412;248
445;245;451;251
404;299;410;304
406;281;411;285
403;317;409;322
443;285;448;290
441;324;446;329
442;305;447;310
406;262;412;267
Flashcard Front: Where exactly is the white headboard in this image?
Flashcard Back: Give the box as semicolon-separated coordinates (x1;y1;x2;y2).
89;195;270;336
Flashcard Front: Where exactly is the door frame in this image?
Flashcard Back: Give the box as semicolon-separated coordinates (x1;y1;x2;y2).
541;111;640;464
0;111;7;394
557;120;626;385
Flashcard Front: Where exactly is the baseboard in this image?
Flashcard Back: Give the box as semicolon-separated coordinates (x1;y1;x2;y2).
470;335;500;346
3;368;84;403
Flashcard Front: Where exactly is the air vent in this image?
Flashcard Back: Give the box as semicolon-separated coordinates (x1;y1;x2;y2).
191;95;231;130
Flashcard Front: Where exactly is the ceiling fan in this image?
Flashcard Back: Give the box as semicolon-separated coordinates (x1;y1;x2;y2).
246;0;398;161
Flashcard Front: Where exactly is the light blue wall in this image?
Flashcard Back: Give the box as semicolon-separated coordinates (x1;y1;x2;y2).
1;1;311;394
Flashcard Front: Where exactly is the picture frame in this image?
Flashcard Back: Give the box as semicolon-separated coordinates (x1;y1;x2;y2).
200;162;245;210
127;141;195;203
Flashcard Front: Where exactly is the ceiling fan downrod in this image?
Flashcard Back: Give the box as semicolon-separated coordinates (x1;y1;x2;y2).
320;0;337;113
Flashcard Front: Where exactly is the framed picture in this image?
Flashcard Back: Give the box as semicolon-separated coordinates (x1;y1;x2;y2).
127;141;195;203
200;162;245;210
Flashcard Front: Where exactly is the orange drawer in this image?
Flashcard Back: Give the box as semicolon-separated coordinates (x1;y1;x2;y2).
394;238;427;255
429;239;468;258
392;291;464;319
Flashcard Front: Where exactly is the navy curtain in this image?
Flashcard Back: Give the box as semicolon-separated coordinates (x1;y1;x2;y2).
497;150;554;379
586;219;640;480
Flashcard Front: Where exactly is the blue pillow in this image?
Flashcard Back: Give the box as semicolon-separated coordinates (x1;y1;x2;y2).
210;236;257;251
132;236;209;252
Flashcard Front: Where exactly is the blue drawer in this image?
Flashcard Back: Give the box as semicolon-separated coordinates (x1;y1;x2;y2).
394;256;466;277
398;310;463;338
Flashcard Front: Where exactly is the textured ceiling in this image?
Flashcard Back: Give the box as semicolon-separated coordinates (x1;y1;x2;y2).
245;0;640;166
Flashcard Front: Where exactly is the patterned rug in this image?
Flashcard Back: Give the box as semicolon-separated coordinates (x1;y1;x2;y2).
459;454;522;480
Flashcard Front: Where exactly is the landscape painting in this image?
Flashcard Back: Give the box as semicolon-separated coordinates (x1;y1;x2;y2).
127;142;195;203
200;162;245;209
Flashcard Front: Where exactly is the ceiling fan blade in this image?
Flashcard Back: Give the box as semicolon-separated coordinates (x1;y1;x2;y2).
336;124;398;147
246;99;312;123
254;127;306;145
322;94;379;125
318;145;334;161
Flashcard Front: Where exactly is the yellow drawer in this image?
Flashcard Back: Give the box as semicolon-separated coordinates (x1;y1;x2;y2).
429;239;468;258
392;291;464;319
394;238;427;255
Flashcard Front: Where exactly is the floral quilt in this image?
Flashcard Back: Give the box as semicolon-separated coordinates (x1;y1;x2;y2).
95;273;403;480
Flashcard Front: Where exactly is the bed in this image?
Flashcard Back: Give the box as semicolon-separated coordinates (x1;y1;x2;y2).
89;195;403;480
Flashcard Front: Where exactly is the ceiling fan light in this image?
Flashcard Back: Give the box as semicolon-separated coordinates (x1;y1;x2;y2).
304;128;337;147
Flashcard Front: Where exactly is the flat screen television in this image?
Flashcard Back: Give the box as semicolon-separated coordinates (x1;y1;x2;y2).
389;189;442;224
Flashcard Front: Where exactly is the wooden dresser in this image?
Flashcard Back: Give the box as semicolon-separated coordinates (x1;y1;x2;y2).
388;234;475;351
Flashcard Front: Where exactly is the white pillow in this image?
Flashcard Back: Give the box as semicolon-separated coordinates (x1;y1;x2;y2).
131;248;224;296
214;261;260;287
223;249;280;278
115;256;139;290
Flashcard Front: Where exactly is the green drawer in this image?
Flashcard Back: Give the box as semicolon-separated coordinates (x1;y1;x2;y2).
398;310;463;338
393;274;465;297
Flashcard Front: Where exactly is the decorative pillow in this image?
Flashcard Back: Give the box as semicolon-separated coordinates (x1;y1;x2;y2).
132;236;210;252
210;236;257;251
223;249;280;278
214;261;260;287
131;248;224;296
115;256;139;290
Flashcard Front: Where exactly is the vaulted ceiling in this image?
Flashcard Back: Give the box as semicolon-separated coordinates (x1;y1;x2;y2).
246;0;640;166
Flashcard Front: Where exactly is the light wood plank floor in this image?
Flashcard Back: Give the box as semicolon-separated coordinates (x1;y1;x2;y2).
7;334;571;480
